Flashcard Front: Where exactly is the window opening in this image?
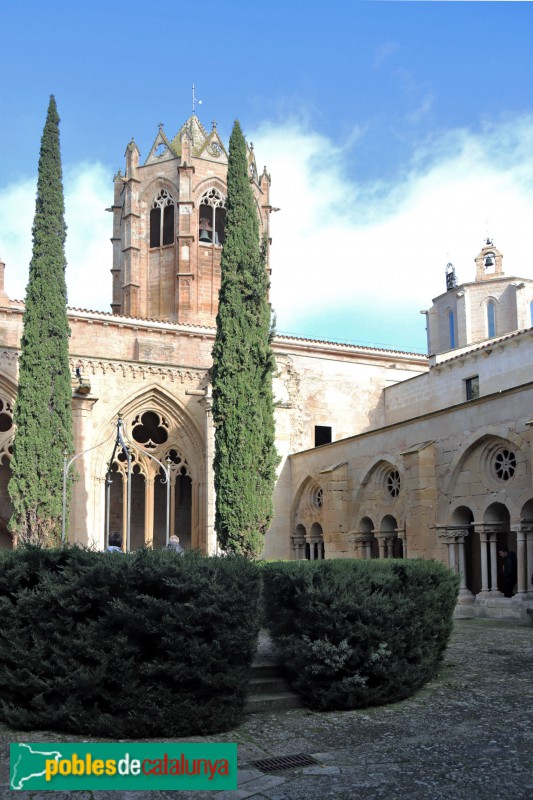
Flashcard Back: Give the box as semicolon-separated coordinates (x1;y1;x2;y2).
311;485;323;510
199;188;226;245
131;411;169;449
386;469;400;498
493;449;516;481
314;425;332;447
150;189;175;248
487;301;496;338
484;251;496;273
465;376;479;402
448;310;455;349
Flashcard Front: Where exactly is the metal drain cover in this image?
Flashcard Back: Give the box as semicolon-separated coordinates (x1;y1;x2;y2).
251;754;319;773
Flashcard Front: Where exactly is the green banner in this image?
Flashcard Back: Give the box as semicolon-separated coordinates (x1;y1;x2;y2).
10;742;237;791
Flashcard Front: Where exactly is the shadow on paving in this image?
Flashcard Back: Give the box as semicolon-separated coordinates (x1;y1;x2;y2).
1;619;532;800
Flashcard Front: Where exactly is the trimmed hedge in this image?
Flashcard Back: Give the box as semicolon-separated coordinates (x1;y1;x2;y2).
0;546;260;737
262;559;459;710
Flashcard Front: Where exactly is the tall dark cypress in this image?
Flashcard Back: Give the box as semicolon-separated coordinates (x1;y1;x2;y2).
9;96;73;545
212;121;279;558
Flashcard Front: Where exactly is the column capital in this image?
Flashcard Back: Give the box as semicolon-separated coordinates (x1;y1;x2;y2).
436;526;470;542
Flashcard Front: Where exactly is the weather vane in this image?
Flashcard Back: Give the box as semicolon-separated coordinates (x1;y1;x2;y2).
192;84;203;115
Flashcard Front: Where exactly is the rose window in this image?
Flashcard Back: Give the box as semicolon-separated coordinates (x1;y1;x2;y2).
311;486;323;510
493;449;516;481
386;469;401;498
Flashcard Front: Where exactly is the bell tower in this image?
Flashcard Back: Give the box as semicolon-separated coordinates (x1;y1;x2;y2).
424;239;533;356
474;238;504;281
110;115;272;326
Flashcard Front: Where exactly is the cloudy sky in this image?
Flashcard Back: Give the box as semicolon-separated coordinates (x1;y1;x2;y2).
1;1;533;353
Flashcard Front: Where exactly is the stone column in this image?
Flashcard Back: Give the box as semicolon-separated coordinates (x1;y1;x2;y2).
448;539;456;572
365;539;372;559
489;532;501;595
437;527;474;601
479;531;490;593
398;529;407;559
516;528;527;595
199;389;216;555
169;477;176;538
378;536;386;559
121;474;128;551
456;536;469;597
144;478;154;548
526;526;533;596
70;393;98;545
292;536;305;560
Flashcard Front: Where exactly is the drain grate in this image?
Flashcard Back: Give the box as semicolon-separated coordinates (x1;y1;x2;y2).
251;753;319;773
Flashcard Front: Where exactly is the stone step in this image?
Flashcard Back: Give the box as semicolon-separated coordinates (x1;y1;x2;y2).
245;690;303;713
248;675;294;695
250;662;285;679
245;652;303;712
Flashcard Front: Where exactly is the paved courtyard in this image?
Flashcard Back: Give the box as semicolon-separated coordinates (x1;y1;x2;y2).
1;619;532;800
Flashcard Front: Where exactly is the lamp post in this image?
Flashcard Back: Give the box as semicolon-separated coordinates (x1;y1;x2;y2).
61;429;115;544
63;414;172;550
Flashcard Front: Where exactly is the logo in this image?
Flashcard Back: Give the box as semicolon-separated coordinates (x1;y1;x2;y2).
10;742;237;791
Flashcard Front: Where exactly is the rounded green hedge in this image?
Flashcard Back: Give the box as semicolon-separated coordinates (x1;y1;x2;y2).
0;546;261;737
262;558;459;710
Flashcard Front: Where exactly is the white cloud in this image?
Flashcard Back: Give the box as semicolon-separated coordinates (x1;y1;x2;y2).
251;115;533;343
0;162;111;310
0;177;35;300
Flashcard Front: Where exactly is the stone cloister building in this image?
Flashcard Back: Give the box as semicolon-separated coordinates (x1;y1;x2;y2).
0;112;532;621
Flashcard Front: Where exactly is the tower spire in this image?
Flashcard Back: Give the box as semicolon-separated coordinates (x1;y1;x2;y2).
192;84;203;115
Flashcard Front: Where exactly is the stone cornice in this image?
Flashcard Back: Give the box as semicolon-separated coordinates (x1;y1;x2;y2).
69;357;208;383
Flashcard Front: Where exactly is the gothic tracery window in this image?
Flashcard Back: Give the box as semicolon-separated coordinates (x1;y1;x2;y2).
199;188;226;245
131;411;169;449
150;189;175;248
107;412;194;552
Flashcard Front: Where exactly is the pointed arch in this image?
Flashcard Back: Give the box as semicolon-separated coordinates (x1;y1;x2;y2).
91;384;206;552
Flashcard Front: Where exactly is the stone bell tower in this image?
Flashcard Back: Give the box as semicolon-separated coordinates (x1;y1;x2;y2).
424;239;533;356
110;115;272;326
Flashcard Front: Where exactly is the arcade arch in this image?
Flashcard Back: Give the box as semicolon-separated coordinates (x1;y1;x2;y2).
438;433;531;599
291;476;325;560
350;458;404;559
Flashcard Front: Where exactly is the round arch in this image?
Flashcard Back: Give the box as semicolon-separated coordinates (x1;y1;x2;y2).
441;430;524;498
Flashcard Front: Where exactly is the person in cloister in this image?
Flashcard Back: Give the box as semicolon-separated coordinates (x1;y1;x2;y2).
499;545;517;598
106;531;123;553
166;534;184;555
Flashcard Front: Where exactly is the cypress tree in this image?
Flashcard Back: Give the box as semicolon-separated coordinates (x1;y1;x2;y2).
212;121;279;558
9;96;73;546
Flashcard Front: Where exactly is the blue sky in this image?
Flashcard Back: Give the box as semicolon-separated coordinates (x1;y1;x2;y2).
1;0;533;353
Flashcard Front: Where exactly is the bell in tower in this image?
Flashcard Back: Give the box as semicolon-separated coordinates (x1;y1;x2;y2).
475;238;504;282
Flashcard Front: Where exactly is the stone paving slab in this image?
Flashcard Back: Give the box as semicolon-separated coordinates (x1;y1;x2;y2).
1;620;532;799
